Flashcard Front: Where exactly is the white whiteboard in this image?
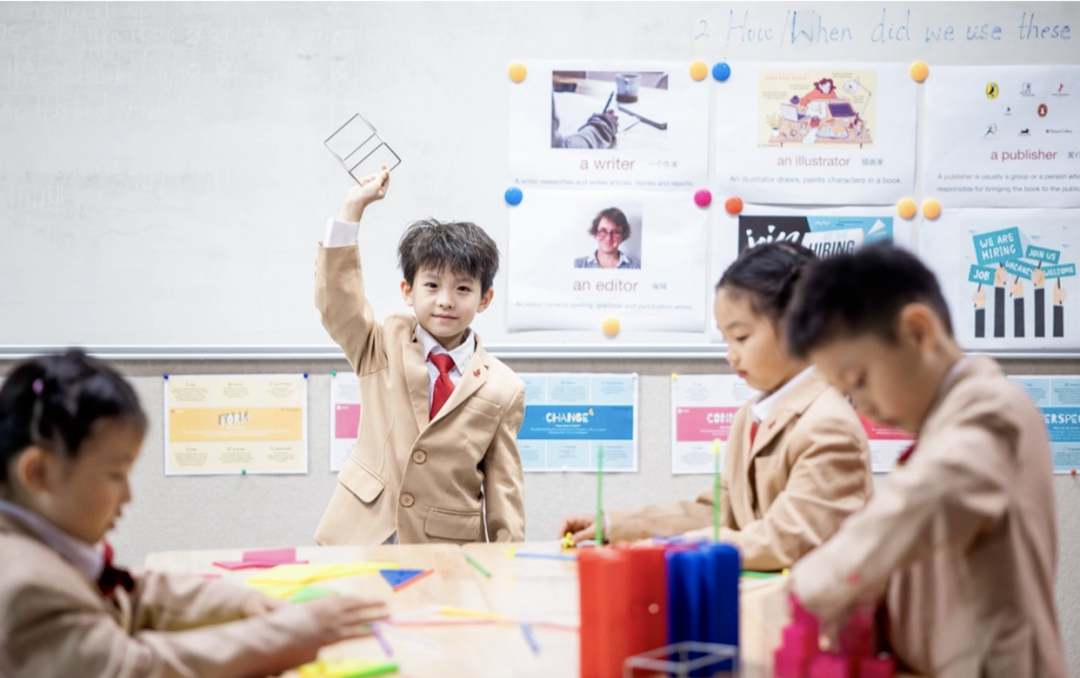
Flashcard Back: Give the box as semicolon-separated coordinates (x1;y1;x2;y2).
1;2;1077;358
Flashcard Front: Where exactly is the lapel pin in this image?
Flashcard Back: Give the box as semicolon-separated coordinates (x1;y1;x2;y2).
473;369;481;377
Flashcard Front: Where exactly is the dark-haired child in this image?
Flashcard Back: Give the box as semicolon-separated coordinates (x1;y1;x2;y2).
313;169;526;546
0;350;387;678
558;243;872;571
787;244;1066;678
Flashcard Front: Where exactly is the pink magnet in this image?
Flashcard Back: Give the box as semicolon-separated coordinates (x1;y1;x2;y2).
694;189;712;207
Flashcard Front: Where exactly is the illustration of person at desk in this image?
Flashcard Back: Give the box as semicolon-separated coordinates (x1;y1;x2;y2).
772;77;871;146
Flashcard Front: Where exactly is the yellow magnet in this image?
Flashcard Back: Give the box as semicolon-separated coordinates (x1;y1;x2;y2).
689;60;708;81
909;61;929;83
508;62;527;83
897;198;917;219
602;316;621;337
922;198;942;220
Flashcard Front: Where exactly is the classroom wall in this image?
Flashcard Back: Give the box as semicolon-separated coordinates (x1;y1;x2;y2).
2;356;1077;674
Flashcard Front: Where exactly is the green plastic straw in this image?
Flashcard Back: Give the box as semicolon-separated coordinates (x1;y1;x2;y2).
595;445;604;545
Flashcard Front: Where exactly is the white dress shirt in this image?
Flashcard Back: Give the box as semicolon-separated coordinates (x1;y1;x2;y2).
751;366;816;423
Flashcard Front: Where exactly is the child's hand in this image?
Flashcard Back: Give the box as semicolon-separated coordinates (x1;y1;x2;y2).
336;167;391;223
558;515;599;545
303;595;389;644
243;594;285;617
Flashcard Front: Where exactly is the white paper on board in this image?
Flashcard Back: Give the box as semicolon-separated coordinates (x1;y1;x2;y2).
715;62;917;205
923;66;1080;208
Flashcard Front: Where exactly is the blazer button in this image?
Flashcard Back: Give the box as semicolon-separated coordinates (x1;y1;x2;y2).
412;450;427;464
400;493;415;508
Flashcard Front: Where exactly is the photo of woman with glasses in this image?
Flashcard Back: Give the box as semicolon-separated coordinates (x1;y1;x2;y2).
573;207;641;269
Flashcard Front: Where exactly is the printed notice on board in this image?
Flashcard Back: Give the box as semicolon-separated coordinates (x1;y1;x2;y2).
1010;375;1080;474
671;375;757;474
671;373;912;474
921;209;1080;351
924;66;1080;208
518;373;638;473
510;60;709;189
329;372;361;473
164;374;307;476
507;190;707;332
715;62;917;204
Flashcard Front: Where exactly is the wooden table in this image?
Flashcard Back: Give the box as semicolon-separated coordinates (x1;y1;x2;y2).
144;542;909;678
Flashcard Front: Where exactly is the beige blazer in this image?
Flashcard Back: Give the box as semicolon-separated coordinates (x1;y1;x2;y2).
0;512;334;678
312;244;526;545
792;357;1066;678
607;369;873;570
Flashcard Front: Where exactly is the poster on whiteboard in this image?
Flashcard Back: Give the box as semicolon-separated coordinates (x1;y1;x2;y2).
507;190;707;332
715;63;917;205
164;374;307;476
923;66;1080;208
920;209;1080;351
509;60;709;189
329;372;361;473
708;205;913;344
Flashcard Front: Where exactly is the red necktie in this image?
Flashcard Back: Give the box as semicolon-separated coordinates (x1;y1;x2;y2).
749;421;760;446
896;442;918;467
429;353;456;419
97;541;135;596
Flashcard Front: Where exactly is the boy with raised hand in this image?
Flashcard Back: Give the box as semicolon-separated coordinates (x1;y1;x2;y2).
314;168;526;546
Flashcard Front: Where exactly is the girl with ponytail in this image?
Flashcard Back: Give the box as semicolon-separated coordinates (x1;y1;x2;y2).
558;243;874;571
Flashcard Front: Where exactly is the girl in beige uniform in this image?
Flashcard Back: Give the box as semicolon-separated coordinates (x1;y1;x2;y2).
559;242;874;571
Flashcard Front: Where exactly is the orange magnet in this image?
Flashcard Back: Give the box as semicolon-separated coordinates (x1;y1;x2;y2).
909;61;929;83
922;198;942;220
602;317;621;337
897;198;917;219
724;196;743;215
508;62;527;83
689;60;708;81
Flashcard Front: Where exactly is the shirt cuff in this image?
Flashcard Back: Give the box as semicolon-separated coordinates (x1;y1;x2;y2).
323;217;360;247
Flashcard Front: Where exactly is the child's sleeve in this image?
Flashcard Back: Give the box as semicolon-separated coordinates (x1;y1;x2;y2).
315;237;388;375
129;571;270;631
703;413;872;571
605;496;715;543
4;576;332;678
482;384;527;542
791;402;1013;622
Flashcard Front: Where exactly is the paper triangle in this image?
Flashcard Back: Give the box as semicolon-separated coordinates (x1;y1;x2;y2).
379;568;429;589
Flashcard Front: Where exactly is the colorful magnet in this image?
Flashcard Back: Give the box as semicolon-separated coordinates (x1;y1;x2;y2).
602;317;621;337
921;198;942;220
712;62;732;82
694;189;713;207
909;61;929;83
505;187;523;206
896;198;917;219
508;62;527;83
724;196;743;215
689;60;709;81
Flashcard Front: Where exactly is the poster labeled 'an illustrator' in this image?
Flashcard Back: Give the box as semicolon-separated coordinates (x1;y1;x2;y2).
921;210;1080;351
715;63;917;205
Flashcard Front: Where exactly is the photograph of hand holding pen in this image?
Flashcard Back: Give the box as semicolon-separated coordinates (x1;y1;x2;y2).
550;70;670;150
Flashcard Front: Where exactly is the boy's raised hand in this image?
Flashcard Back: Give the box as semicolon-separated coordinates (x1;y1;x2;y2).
337;166;391;223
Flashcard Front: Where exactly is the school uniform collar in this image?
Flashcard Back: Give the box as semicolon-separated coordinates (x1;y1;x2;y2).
585;249;635;268
416;324;474;373
751;366;817;423
0;498;105;582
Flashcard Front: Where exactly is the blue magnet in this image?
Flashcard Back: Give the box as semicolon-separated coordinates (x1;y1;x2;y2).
504;187;523;206
712;62;732;82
